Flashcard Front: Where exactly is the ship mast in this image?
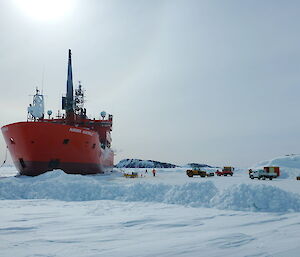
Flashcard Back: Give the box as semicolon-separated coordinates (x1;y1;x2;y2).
63;49;75;121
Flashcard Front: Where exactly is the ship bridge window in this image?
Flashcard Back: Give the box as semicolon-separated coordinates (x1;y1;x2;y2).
63;139;70;144
10;137;15;144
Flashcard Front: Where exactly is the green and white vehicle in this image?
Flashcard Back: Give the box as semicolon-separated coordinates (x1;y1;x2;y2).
249;169;277;180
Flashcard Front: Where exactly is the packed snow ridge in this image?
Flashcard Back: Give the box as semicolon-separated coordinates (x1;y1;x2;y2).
1;170;300;213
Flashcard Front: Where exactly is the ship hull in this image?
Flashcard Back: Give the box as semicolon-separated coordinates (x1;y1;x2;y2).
1;122;114;176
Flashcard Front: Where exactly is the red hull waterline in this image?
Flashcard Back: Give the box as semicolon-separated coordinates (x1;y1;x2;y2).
1;122;114;176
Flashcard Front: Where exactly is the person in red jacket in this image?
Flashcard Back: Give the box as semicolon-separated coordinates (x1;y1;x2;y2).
152;168;156;177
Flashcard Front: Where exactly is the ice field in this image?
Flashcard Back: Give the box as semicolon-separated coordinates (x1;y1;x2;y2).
1;155;300;257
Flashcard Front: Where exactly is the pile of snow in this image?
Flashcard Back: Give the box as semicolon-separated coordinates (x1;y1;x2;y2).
253;154;300;179
1;170;300;213
116;159;177;168
211;184;300;212
0;171;217;206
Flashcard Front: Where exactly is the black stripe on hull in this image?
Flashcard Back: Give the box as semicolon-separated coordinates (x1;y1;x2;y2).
14;161;113;176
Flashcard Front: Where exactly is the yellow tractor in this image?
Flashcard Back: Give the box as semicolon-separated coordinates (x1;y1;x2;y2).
123;172;139;178
186;169;214;177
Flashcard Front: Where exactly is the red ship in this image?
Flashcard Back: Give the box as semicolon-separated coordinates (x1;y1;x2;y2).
1;50;114;176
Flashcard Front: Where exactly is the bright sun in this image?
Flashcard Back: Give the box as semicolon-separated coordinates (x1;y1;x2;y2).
14;0;72;21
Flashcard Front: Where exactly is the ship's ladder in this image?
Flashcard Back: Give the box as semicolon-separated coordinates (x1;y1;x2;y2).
0;146;8;168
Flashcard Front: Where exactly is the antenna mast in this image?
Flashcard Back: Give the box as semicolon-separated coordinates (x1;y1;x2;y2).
62;49;75;121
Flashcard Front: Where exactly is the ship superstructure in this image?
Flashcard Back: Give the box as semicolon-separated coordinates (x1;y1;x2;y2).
1;50;114;176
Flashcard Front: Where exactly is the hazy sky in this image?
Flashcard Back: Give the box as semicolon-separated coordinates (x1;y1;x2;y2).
1;0;300;167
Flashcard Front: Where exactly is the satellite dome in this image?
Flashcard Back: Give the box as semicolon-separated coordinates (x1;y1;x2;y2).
100;111;106;119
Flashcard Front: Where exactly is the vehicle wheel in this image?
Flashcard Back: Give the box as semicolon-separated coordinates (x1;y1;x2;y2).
258;177;261;180
262;177;266;180
187;171;193;177
269;177;272;180
250;176;254;179
230;174;233;176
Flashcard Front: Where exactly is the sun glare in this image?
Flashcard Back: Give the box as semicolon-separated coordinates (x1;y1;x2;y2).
14;0;73;21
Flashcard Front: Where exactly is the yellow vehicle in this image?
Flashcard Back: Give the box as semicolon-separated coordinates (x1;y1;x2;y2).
186;169;214;177
123;172;139;178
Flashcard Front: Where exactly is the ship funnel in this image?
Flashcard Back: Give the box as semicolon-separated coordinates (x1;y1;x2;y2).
63;49;74;117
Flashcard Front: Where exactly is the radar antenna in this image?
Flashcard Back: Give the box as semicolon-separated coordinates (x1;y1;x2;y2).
74;80;85;116
27;87;45;121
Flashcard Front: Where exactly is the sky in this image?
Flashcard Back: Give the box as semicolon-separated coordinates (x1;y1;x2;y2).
1;0;300;167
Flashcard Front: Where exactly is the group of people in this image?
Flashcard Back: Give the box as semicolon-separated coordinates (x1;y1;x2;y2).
145;168;156;177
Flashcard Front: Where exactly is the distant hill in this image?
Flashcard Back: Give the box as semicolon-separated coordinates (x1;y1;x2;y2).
115;159;214;169
115;159;178;168
186;163;214;168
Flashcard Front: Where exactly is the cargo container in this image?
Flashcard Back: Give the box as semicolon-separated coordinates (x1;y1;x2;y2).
264;167;280;177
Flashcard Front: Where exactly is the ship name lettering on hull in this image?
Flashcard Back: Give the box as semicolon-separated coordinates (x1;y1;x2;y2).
82;130;93;136
69;128;82;133
69;127;93;136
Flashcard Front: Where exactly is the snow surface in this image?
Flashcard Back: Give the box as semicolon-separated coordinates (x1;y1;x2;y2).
1;169;300;213
1;155;300;257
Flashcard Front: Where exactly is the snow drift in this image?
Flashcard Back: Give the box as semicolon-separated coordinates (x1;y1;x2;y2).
1;170;299;213
211;184;300;212
253;154;300;178
0;171;217;206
